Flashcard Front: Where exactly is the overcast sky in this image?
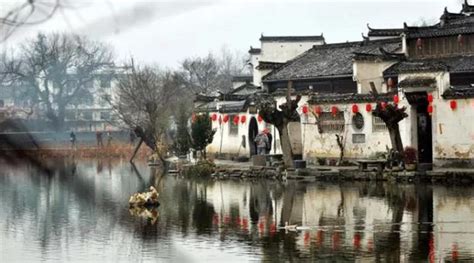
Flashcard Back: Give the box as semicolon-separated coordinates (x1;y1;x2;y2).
0;0;467;68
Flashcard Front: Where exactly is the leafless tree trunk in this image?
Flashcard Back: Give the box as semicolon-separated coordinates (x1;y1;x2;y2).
109;64;181;162
257;81;300;168
370;85;407;157
0;33;114;130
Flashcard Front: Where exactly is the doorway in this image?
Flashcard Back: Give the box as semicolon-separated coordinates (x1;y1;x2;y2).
407;92;433;165
248;117;258;156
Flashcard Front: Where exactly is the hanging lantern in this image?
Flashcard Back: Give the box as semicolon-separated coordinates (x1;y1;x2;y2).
257;114;263;123
223;114;229;123
233;115;239;125
331;106;338;117
387;78;395;90
457;34;464;46
351;104;359;114
211;113;218;122
314;106;322;116
393;94;399;104
450;100;457;110
427;104;433;115
416;38;423;50
366;104;372;112
302;105;309;115
240;115;247;124
427;93;434;103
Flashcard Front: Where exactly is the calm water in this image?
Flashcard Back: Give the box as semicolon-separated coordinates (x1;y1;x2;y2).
1;159;474;262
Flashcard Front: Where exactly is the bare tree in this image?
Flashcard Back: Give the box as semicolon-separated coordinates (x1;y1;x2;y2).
256;81;300;168
111;65;180;163
0;0;64;42
176;48;249;95
0;33;114;130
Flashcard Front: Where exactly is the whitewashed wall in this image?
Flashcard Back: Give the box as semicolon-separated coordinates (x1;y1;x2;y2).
206;110;273;157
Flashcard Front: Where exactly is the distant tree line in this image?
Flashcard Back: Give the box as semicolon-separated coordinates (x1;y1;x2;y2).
0;32;247;159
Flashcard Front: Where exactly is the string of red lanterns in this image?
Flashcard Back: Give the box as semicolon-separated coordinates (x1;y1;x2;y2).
314;106;322;116
366;104;372;112
233;115;240;125
240;115;247;124
450;100;457;110
351;104;359;114
331;106;338;117
302;105;309;115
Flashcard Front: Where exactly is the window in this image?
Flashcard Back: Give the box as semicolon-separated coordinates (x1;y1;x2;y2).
100;111;110;120
372;116;387;132
228;114;239;136
318;112;345;133
352;113;364;130
81;112;93;120
66;111;76;120
100;77;111;88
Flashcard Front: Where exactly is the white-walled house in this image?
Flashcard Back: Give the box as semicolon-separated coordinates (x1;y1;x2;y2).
197;3;474;168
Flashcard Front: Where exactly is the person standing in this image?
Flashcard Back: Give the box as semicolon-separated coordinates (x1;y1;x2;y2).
254;130;269;155
129;130;136;145
107;132;113;147
70;131;77;150
96;131;103;148
264;128;273;154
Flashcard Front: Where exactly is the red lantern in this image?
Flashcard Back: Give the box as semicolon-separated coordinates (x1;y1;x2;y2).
450;100;457;110
233;115;239;124
331;106;338;116
211;113;218;121
387;78;395;89
427;93;434;103
240;115;247;124
351;104;359;114
302;105;308;115
223;115;229;123
393;94;399;104
314;106;322;116
416;38;423;49
366;104;372;112
427;104;433;115
257;115;263;123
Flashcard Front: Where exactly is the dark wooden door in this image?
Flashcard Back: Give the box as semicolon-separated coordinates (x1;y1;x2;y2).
248;117;258;156
416;101;433;164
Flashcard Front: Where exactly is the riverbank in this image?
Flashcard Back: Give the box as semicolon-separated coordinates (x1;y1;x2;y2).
1;144;151;159
207;159;474;184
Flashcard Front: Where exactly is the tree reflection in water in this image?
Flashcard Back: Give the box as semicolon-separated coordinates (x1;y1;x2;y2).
1;160;474;262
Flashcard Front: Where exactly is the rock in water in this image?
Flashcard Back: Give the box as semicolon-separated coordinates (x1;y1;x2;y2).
129;186;160;207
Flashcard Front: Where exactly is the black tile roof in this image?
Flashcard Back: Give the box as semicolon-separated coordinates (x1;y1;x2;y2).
256;61;285;70
367;24;404;37
462;0;474;13
367;5;474;39
398;77;436;88
383;55;474;76
259;34;325;42
263;39;401;82
442;85;474;99
405;19;474;39
248;47;261;54
307;92;394;105
232;75;253;82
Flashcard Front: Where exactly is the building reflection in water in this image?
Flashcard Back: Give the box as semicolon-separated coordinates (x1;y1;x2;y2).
1;160;474;262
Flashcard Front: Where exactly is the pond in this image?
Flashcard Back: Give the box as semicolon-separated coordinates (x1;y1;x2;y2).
1;159;474;262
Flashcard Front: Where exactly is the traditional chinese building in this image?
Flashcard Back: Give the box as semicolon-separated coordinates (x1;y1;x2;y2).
198;2;474;168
